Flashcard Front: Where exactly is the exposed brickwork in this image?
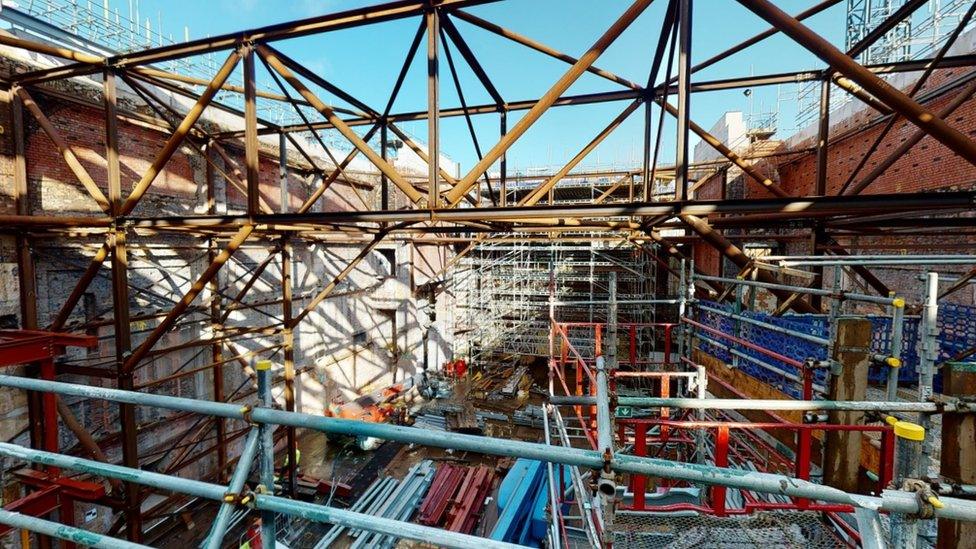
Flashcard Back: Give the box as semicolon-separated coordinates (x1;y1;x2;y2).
691;68;976;299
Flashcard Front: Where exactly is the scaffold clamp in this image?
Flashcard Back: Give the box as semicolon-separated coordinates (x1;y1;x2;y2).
240;405;255;425
901;478;943;518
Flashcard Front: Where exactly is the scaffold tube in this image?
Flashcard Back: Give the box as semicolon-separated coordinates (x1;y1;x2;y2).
0;442;525;549
549;395;945;412
201;428;260;549
1;375;975;522
695;274;902;306
0;509;151;549
696;304;831;346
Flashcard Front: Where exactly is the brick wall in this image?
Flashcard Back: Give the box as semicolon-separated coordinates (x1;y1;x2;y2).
690;67;976;301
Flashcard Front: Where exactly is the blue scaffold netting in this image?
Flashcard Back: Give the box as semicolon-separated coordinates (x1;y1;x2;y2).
695;300;976;398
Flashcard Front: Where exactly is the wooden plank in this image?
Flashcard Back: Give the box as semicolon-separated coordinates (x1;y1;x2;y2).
823;318;871;493
938;361;976;549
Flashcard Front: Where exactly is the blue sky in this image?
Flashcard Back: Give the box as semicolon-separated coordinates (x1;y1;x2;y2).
134;0;847;173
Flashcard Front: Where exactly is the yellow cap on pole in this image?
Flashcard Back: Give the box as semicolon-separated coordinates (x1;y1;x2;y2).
886;415;925;441
255;359;272;371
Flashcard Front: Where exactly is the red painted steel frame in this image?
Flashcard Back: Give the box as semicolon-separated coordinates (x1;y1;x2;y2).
0;330;100;548
617;417;894;515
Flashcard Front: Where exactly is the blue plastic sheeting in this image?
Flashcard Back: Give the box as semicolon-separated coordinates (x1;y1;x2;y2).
493;458;546;546
492;459;569;547
529;465;571;542
695;300;976;397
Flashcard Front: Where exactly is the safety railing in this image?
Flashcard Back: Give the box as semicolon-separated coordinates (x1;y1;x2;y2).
616;418;895;516
3;373;976;547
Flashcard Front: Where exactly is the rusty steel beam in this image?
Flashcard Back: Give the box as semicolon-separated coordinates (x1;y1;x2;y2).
126;66;281;130
204;148;228;483
818;236;893;297
11;0;501;85
385;122;460;191
384;19;428;117
257;43;426;205
594;174;633;205
130;66;315;107
0;190;954;229
519;100;642;206
643;0;677;199
0;30;102;63
15;87;112;213
289;230;394;329
846;77;976;196
217;247;282;325
280;238;298;496
642;230;728;295
257;41;437;207
655;98;789;198
135;345;280;391
450;9;642;91
679;214;819;313
440;21;496;205
105;68;142;538
243;46;262;216
737;0;976;166
427;7;441;207
111;228;142;541
432;100;642;268
679;0;841;83
940;265;976;300
650;17;679;198
120;50;242;216
210;144;276;214
444;0;654;205
440;14;504;105
119;72;277;216
207;53;975;139
674;0;692;200
255;55;364;206
839;1;976;195
11;87;45;457
647;0;677;89
47;239;112;331
123;224;255;373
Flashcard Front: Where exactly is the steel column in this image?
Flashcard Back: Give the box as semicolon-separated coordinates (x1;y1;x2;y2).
102;68;142;541
243;46;261;217
674;0;692;200
280;239;298;496
11;88;44;454
427;7;441;207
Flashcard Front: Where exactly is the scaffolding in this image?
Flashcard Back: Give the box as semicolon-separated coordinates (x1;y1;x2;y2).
544;257;976;548
795;0;976;128
0;0;974;546
453;168;663;363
